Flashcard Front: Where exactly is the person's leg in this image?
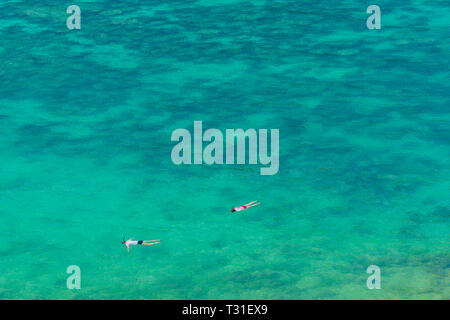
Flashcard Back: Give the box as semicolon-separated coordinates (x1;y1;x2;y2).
247;202;261;207
244;201;258;206
143;241;160;246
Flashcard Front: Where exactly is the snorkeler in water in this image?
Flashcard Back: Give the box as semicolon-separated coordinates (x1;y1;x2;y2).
122;237;160;252
231;200;261;213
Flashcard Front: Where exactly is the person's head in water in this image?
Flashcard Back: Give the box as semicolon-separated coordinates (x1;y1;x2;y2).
231;208;236;212
121;237;126;244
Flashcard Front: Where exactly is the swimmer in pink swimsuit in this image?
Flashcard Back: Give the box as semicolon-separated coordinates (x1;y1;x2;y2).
122;237;160;252
231;200;261;213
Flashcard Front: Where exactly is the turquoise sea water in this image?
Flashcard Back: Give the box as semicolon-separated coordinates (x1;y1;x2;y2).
0;1;448;299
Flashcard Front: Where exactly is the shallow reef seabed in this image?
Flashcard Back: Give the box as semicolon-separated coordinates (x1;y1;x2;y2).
0;1;448;299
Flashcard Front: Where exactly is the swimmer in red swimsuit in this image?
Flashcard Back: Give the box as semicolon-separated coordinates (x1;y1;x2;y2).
231;201;261;213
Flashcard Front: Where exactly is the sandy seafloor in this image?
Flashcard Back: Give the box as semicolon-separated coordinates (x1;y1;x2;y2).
0;0;448;299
